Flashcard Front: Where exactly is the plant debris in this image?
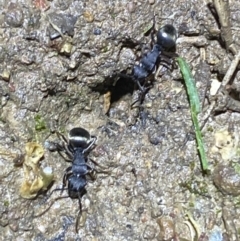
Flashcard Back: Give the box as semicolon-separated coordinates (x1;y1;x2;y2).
177;57;209;173
19;142;53;199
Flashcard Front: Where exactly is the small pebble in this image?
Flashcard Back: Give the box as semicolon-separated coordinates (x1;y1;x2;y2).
83;11;94;23
93;28;101;35
0;69;10;81
43;166;53;175
143;225;157;239
5;4;23;27
213;164;240;196
157;217;174;241
127;2;136;13
149;0;155;4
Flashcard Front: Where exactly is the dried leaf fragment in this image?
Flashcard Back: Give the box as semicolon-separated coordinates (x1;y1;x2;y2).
19;142;54;199
83;11;94;23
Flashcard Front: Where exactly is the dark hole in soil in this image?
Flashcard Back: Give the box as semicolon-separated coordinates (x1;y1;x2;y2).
91;74;135;104
110;76;134;103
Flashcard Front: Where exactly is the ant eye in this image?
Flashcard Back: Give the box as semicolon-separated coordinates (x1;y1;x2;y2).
157;24;177;50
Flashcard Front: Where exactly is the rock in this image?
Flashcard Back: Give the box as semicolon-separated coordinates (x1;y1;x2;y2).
213;163;240;196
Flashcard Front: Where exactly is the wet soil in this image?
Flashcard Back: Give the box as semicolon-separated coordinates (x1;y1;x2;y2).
1;0;240;241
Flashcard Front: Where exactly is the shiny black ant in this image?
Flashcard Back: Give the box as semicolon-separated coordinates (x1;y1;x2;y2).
121;19;178;104
35;127;99;232
58;127;96;227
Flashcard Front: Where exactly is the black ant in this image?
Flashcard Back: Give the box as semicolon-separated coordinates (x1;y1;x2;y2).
121;18;178;104
35;127;100;232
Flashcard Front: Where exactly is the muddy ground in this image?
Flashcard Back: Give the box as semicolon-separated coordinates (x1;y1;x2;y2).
1;0;240;240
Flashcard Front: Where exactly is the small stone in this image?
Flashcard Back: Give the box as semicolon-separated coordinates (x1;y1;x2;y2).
0;69;10;81
5;4;23;27
93;28;101;35
127;2;136;13
157;217;175;241
60;41;73;56
83;11;94;23
213;164;240;196
149;0;155;4
143;225;157;239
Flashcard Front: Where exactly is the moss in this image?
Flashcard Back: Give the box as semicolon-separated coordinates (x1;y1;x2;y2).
143;23;153;35
58;126;65;134
3;200;9;207
206;126;214;132
236;148;240;157
233;163;240;175
233;196;240;207
0;117;6;123
188;202;195;208
180;178;209;196
102;46;108;53
34;114;47;131
189;161;195;171
109;10;116;19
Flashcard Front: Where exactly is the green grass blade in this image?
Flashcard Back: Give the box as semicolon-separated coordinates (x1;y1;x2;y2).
177;57;209;172
177;57;201;114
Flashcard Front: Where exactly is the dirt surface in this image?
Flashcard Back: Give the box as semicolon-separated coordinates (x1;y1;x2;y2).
1;0;240;240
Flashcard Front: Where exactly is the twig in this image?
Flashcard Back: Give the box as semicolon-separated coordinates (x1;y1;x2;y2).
202;50;240;122
213;0;233;51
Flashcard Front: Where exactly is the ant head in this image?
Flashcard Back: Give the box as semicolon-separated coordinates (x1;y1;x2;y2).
68;127;92;149
157;24;177;51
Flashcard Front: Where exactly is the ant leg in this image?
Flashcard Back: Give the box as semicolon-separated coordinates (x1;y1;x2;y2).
87;160;110;177
75;192;84;233
33;191;69;218
46;132;73;160
55;131;74;159
56;150;72;162
87;169;97;181
118;73;134;81
88;158;109;172
62;167;72;192
56;131;68;144
131;83;152;107
131;91;144;108
118;73;145;94
34;168;72;218
83;136;97;153
150;15;157;45
135;79;146;93
46;140;72;161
